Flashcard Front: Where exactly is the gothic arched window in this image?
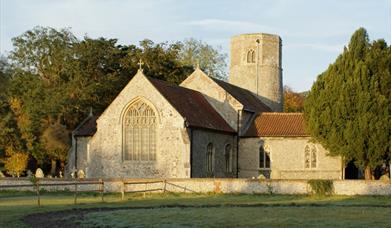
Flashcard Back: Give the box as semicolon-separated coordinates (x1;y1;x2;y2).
247;49;256;63
123;100;156;161
225;144;232;173
259;145;271;169
206;143;214;175
304;144;317;168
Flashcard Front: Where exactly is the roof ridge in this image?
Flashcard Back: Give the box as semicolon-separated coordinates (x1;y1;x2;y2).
261;112;304;115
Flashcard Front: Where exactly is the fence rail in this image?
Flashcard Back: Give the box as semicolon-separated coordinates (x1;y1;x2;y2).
0;179;104;206
0;179;198;204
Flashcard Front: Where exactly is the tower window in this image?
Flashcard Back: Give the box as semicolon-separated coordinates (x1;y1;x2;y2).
247;49;256;63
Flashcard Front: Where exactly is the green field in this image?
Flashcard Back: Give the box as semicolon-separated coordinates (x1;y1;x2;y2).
1;191;391;227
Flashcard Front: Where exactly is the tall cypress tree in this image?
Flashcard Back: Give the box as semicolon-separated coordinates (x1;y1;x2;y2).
304;28;391;179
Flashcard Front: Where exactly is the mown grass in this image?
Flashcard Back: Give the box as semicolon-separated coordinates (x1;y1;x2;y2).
1;191;391;227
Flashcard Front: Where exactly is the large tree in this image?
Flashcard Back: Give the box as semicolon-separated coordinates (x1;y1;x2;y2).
179;38;227;79
304;28;391;179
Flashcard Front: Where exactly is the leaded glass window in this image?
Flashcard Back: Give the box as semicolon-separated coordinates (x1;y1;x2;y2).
259;145;271;169
206;143;214;175
304;144;317;168
225;144;232;173
123;100;156;161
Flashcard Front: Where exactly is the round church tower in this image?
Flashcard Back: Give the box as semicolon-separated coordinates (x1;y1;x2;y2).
229;33;283;112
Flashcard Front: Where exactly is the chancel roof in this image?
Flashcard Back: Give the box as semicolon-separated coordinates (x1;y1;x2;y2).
244;112;309;137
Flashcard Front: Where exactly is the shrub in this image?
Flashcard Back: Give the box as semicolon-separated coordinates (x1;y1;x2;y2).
308;179;334;196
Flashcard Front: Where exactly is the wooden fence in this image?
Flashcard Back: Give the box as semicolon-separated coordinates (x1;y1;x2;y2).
0;179;104;206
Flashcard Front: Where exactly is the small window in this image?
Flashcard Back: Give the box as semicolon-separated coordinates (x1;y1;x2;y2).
225;144;232;173
304;144;317;168
247;49;256;63
259;145;270;169
206;143;214;176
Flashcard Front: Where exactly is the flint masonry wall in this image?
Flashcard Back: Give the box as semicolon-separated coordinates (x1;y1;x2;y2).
2;178;391;196
239;137;343;179
191;129;237;178
78;72;191;179
229;33;283;112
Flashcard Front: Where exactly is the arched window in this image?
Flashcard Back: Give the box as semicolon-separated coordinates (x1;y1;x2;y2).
206;143;214;175
225;144;232;173
247;49;256;63
304;144;317;168
123;99;156;161
259;145;271;169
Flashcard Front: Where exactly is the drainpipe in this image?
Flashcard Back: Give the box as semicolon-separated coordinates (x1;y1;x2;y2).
236;110;240;178
256;39;260;96
185;119;193;178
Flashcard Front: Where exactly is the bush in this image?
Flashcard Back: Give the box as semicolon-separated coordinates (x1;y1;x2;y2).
308;179;334;196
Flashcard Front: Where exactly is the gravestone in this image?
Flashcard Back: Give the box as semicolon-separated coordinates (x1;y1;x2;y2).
77;170;86;179
26;170;33;177
35;168;44;178
0;171;4;177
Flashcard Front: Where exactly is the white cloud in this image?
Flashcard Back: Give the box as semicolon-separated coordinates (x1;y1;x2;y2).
182;19;281;34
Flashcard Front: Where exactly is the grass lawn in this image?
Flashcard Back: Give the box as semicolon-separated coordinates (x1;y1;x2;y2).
1;191;391;227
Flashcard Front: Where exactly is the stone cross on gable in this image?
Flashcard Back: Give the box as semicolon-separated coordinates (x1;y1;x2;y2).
138;59;144;71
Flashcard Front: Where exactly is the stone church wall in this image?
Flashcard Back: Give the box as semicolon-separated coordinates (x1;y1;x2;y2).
238;137;342;179
181;70;243;130
191;129;237;178
82;72;191;179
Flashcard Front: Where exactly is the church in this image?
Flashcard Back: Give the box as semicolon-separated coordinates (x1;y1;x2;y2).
67;33;343;179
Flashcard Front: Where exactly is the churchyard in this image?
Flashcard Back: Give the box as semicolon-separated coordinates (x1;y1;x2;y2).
1;190;391;227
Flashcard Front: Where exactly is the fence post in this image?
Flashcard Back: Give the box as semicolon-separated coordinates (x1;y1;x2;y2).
163;180;166;194
121;181;125;200
100;179;104;202
36;180;41;207
144;183;147;198
74;181;78;205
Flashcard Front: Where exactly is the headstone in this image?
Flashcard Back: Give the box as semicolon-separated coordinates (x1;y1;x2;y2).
70;167;77;178
26;170;33;177
35;168;44;178
77;170;85;179
59;171;63;178
0;171;4;177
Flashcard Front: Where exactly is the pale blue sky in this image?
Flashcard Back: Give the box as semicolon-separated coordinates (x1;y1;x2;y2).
1;0;390;91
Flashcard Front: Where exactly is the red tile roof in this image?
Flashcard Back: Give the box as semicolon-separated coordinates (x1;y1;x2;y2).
243;113;309;137
73;115;97;137
147;77;235;133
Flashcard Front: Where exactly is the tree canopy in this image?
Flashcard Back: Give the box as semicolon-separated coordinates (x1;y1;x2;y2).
0;26;227;176
304;28;391;179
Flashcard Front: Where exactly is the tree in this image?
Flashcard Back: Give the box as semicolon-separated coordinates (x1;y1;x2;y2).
284;86;305;112
304;28;391;179
179;38;228;79
3;147;29;177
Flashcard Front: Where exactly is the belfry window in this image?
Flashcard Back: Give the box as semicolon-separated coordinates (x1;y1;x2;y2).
123;100;156;161
259;145;271;169
247;49;256;63
304;144;317;168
